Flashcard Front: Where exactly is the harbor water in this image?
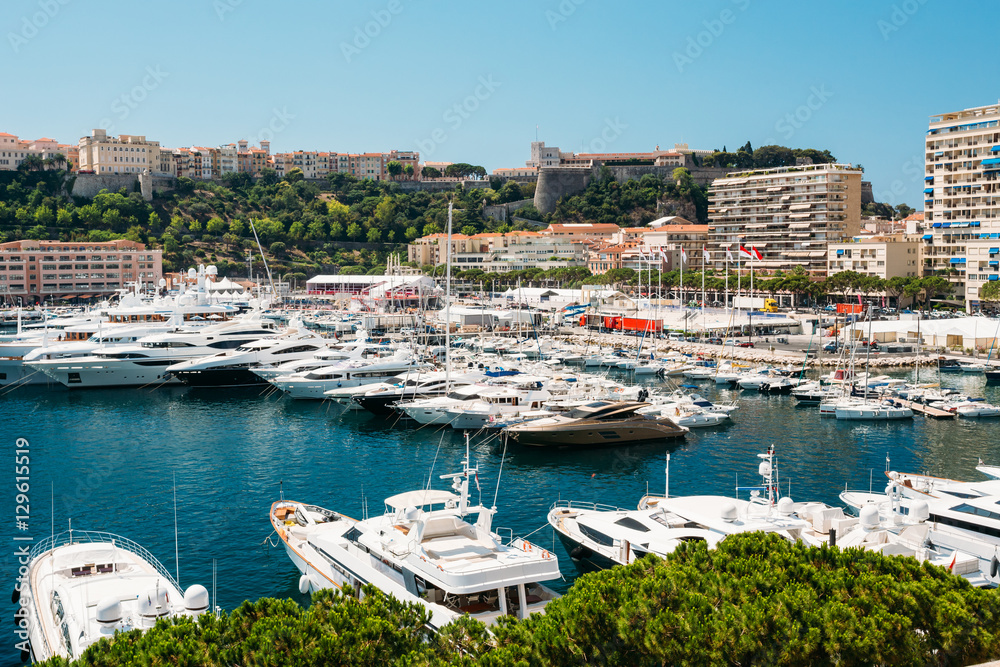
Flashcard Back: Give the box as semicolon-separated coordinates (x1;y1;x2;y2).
1;369;999;665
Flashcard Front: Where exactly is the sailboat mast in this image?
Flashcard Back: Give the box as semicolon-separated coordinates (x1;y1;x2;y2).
444;201;453;392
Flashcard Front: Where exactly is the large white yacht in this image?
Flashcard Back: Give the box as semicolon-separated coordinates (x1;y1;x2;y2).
27;317;280;388
270;440;561;630
19;529;210;663
268;349;427;400
165;322;327;387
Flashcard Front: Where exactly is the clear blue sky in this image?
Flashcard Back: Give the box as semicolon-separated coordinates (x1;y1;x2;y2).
2;0;994;207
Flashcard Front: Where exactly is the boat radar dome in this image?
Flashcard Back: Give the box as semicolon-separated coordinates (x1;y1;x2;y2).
909;500;930;523
776;496;795;516
187;268;197;278
95;597;122;629
720;502;738;523
206;265;218;276
158;278;167;288
137;587;170;626
758;461;772;478
183;584;210;615
859;505;880;530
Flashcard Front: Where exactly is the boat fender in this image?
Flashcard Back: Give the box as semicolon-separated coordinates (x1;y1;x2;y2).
992;555;999;579
298;575;311;595
10;588;18;604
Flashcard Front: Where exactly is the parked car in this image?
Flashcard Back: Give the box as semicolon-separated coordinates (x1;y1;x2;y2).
823;342;841;352
706;337;723;345
737;341;755;348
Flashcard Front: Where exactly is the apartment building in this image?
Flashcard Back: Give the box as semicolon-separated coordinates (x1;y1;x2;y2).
0;239;162;303
0;132;78;171
408;231;587;272
539;223;620;243
78;129;160;175
826;235;922;279
924;102;1000;309
707;162;863;275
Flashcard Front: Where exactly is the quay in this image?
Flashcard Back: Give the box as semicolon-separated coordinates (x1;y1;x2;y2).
895;399;956;419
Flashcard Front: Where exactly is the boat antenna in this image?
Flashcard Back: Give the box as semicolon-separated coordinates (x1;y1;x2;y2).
51;481;54;545
665;451;670;499
493;432;508;509
279;479;284;501
68;517;72;544
212;559;218;619
173;473;180;587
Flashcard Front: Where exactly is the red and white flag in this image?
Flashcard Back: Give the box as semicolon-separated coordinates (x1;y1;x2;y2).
702;245;710;262
751;245;763;261
680;247;687;264
726;247;734;262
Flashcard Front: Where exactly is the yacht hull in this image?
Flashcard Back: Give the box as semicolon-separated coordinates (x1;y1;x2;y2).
170;367;266;387
508;419;686;447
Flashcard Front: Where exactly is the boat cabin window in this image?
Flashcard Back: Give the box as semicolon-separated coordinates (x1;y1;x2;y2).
950;503;1000;522
614;517;651;532
276;345;320;355
930;512;1000;538
578;524;615;547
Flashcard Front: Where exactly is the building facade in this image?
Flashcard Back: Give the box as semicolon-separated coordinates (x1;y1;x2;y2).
707;162;863;275
924;102;1000;309
0;239;162;303
78;129;160;175
826;235;922;280
0;132;78;171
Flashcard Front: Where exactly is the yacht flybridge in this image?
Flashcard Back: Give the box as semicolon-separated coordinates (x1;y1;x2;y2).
21;530;209;663
270;438;560;630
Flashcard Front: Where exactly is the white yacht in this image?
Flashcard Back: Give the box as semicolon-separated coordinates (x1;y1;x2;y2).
443;384;553;430
166;324;327;387
19;529;210;663
269;441;561;629
27;318;280;388
395;384;486;425
353;371;489;415
268;349;427;400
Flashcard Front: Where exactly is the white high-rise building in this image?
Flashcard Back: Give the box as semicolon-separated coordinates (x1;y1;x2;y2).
924;102;1000;310
707;163;863;275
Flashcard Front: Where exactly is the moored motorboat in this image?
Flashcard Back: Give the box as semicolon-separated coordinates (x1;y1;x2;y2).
20;530;209;663
269;440;560;630
504;400;688;447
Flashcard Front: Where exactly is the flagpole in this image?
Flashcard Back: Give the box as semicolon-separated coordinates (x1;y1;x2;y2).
737;254;741;316
679;246;684;338
701;246;706;332
725;250;730;310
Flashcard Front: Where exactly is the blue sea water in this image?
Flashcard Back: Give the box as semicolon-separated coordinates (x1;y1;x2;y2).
1;369;999;665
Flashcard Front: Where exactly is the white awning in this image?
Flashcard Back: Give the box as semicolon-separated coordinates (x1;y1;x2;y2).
789;203;812;211
808;250;828;257
780;195;791;201
384;490;458;509
789;212;811;219
788;222;811;229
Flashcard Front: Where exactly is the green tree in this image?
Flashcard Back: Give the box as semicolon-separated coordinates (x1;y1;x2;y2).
385;160;403;180
347;222;362;240
421;166;441;179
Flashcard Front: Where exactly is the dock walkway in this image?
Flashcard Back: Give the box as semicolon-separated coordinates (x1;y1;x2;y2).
895;399;956;419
